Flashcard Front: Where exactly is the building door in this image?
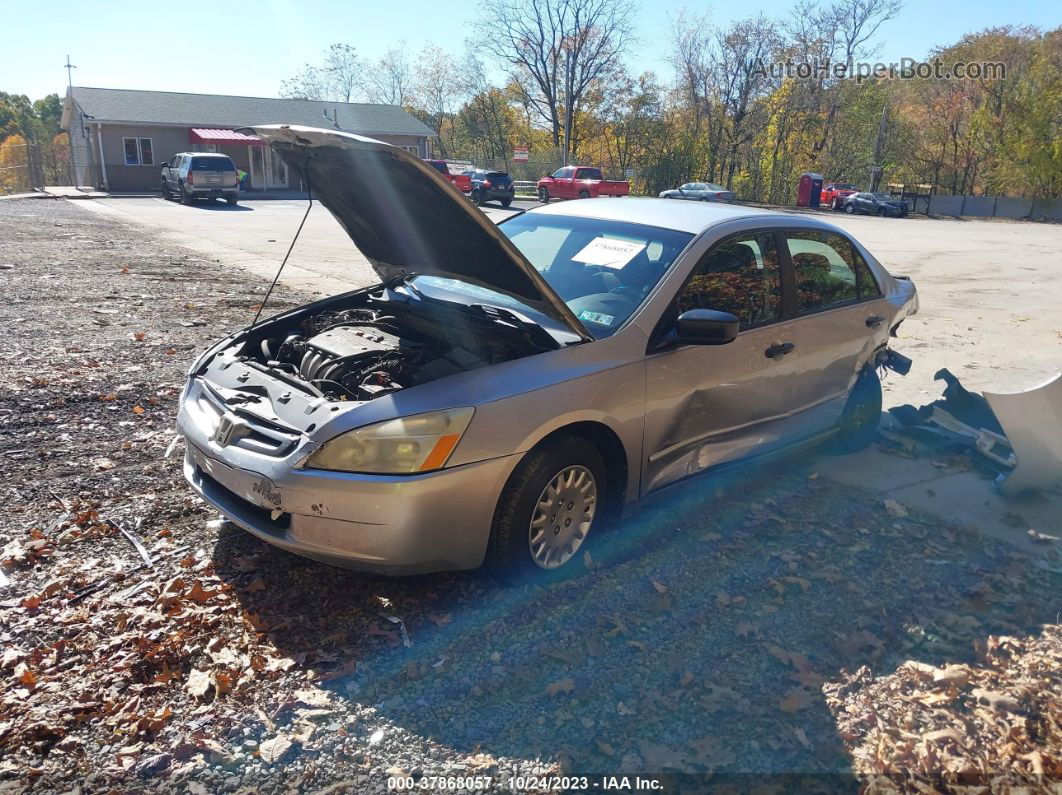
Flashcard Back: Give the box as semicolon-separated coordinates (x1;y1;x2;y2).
249;146;289;189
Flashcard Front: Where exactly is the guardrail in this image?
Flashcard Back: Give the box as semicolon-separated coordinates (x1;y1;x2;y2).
513;180;537;195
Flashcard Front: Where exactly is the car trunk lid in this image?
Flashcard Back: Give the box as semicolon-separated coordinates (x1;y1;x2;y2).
247;125;590;340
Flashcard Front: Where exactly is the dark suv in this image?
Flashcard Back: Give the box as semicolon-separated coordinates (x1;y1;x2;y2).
469;169;515;207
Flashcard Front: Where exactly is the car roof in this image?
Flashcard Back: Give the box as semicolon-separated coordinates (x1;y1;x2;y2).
526;197;794;234
177;152;232;158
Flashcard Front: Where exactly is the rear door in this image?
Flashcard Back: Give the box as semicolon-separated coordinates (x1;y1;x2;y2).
192;156;236;188
776;228;886;435
642;229;804;494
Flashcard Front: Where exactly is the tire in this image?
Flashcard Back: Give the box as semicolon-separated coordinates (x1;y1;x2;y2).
485;436;607;579
161;181;170;200
877;207;887;217
844;203;855;214
831;366;882;454
832;198;841;211
179;184;192;205
226;196;238;206
578;190;590;199
501;198;512;208
538;187;550;204
472;189;484;206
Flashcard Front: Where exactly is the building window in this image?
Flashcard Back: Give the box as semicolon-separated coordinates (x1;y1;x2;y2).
400;145;419;155
122;137;154;166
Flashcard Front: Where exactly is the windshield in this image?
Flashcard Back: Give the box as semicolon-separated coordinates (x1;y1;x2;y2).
414;214;693;339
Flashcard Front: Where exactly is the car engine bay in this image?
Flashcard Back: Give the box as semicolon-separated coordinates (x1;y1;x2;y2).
228;288;559;402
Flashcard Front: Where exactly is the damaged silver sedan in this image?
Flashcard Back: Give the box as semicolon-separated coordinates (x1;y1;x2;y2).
177;125;918;576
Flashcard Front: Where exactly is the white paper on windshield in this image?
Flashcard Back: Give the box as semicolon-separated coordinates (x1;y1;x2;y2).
571;237;645;269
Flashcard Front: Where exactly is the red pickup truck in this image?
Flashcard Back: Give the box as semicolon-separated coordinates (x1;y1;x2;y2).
537;166;630;202
425;160;472;193
820;182;859;208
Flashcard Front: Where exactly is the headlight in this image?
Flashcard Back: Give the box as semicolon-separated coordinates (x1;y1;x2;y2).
304;407;475;474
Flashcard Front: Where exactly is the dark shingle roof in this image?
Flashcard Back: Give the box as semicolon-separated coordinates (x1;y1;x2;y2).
67;87;434;137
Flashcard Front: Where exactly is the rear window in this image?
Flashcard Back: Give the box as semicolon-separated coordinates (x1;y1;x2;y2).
192;157;235;171
486;171;511;182
427;161;450;175
576;168;603;180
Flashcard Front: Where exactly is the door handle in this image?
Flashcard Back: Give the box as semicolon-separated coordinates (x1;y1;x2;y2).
866;315;885;328
764;342;795;358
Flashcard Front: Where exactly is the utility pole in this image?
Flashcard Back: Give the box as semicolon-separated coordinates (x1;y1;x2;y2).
64;55;77;88
869;102;887;192
64;55;78;186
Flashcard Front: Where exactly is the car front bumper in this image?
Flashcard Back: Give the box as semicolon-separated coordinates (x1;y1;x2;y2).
177;397;518;574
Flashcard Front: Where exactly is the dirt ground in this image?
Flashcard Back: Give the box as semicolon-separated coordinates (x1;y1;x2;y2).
0;199;1059;793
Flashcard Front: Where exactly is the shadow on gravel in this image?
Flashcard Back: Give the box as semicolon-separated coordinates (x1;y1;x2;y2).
215;453;1059;776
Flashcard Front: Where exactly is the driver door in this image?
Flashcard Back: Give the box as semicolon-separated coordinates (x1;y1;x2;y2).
642;230;802;495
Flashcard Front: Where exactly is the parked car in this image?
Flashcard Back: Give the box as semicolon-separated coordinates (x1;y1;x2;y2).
821;182;859;208
840;192;910;217
469;169;515;207
177;125;918;577
161;153;239;205
659;182;736;203
425;159;472;193
537;166;629;202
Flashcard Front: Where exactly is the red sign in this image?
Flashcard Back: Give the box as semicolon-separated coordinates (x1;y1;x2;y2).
513;147;529;162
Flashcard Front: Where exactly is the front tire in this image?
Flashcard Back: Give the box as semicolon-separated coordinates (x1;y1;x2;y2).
832;367;882;453
538;187;550;204
485;436;606;579
578;190;590;199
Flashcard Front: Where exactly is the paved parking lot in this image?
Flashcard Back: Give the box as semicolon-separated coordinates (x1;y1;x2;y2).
80;195;1062;410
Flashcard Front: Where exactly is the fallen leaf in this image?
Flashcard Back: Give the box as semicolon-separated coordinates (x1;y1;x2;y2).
545;678;575;697
651;579;669;594
883;498;908;518
132;405;145;415
186;668;212;699
258;735;293;764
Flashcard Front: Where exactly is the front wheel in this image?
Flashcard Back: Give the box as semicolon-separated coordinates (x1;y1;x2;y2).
538;187;550;204
578;190;590;199
831;367;882;453
485;436;606;579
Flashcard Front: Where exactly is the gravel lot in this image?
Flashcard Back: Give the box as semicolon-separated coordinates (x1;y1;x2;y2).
0;199;1058;792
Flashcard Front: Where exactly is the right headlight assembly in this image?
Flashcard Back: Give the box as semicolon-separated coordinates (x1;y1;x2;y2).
303;407;475;474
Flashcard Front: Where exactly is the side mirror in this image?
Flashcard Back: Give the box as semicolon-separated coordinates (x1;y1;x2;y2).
674;309;739;346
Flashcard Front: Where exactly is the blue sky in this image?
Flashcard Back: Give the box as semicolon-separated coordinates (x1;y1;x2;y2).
3;0;1058;101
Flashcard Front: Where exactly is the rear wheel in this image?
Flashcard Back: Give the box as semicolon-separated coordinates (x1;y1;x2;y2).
578;190;590;199
161;181;170;200
538;187;550;204
844;203;855;214
501;198;512;208
832;367;882;453
877;207;887;217
485;436;606;579
179;184;192;205
226;196;238;206
472;189;484;206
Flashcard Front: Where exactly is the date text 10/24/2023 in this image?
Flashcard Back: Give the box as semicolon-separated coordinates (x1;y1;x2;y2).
387;775;665;791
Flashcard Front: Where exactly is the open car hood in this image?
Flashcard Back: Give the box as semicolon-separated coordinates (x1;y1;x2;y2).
248;125;590;340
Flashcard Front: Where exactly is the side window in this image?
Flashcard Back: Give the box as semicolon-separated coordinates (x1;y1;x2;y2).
551;167;569;179
675;232;782;329
853;248;882;299
786;231;858;313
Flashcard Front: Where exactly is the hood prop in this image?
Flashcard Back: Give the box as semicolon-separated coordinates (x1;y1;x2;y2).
251;156;312;329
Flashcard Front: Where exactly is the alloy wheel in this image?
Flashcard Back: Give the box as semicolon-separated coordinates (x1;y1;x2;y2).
528;465;597;569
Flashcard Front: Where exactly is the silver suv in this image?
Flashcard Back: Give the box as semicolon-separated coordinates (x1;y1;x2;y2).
161;153;239;205
177;125;918;578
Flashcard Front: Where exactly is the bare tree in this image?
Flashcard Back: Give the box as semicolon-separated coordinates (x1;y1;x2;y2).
477;0;635;163
279;43;365;103
365;45;415;106
413;45;466;157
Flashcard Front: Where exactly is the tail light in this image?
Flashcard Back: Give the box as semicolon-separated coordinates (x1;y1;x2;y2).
483;180;492;188
186;171;194;185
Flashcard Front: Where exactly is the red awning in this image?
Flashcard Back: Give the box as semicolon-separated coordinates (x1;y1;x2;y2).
189;128;265;145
